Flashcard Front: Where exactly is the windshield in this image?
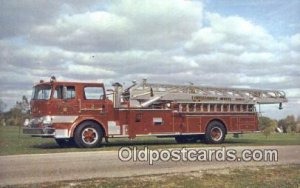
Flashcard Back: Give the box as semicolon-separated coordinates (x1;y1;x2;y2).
32;84;52;100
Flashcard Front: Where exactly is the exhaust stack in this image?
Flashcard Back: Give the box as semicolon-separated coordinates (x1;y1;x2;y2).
112;82;123;108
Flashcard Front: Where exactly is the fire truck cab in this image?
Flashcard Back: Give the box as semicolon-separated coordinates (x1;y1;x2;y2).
23;77;287;148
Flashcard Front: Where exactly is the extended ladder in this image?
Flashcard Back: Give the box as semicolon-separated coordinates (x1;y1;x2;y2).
127;80;287;105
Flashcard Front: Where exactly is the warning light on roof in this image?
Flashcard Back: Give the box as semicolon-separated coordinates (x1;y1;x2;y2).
50;76;56;83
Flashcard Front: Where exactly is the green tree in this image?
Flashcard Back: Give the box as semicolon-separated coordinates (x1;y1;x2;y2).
286;115;297;132
15;96;30;114
259;116;276;138
2;96;30;126
278;115;298;133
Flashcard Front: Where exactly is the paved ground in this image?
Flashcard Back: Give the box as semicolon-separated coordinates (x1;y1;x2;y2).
0;145;299;186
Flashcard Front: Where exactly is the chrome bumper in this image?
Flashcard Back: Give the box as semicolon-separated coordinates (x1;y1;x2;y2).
23;128;55;137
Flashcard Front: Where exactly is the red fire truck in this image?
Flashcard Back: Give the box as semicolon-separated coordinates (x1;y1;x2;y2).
23;77;287;148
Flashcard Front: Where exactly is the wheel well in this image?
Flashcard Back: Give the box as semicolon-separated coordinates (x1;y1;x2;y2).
73;120;106;137
206;119;227;134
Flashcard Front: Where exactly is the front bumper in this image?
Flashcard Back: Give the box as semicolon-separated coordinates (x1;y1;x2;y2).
23;128;55;137
23;127;70;138
23;116;72;138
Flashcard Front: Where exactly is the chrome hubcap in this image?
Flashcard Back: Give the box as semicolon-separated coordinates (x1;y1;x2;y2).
210;127;223;141
82;127;98;145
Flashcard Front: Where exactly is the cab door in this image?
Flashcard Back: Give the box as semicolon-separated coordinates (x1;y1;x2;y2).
51;84;79;115
80;85;107;119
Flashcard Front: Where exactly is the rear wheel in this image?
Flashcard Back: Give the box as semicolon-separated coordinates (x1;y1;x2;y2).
74;121;103;148
205;121;226;144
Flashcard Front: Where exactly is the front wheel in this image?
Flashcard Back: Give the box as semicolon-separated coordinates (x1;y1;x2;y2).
74;121;103;148
204;121;226;144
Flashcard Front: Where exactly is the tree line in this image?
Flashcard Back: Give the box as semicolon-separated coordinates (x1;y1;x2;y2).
259;115;300;138
0;96;30;127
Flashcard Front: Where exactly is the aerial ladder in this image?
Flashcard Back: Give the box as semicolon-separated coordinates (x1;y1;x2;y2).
115;79;287;113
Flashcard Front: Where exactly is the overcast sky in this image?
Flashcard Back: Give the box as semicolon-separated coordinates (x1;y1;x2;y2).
0;0;299;119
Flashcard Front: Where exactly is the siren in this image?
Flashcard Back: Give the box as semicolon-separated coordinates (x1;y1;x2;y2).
50;76;56;83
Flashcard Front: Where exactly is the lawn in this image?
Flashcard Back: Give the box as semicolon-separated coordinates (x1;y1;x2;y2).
0;126;299;156
15;164;300;188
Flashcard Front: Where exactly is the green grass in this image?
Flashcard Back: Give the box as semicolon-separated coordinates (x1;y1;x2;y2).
0;126;299;156
14;165;300;188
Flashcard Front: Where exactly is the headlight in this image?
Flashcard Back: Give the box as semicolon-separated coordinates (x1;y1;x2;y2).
42;116;52;125
23;119;30;126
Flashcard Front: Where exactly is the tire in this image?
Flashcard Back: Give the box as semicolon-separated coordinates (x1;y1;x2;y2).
204;121;226;144
74;121;103;148
55;138;75;148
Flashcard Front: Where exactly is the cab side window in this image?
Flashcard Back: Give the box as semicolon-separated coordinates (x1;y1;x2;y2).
84;87;104;100
66;86;76;99
53;85;76;99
